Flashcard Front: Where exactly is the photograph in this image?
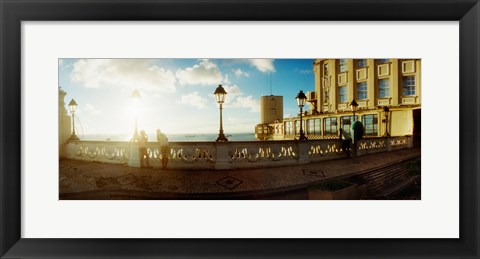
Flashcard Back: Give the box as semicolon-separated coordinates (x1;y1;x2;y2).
3;0;479;257
59;58;421;200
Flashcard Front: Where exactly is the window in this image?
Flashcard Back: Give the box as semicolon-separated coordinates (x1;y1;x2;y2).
357;59;367;68
324;117;338;136
339;59;348;73
357;82;367;100
362;114;378;136
403;76;416;96
379;79;390;98
340;116;357;134
294;120;306;135
378;59;390;63
307;120;314;135
285;121;293;135
339;86;348;103
307;119;321;135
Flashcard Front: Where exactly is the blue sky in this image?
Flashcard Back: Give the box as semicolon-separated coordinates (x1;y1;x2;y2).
59;58;314;135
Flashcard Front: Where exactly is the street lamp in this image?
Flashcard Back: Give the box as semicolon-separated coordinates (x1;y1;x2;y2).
295;90;308;141
214;84;228;142
68;99;80;141
349;99;360;162
131;89;142;140
383;106;390;136
350;99;359;120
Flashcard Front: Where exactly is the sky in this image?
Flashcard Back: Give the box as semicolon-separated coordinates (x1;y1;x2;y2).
59;58;315;135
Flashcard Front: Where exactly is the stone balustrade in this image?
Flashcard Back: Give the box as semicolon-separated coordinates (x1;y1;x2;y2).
65;136;413;170
66;141;129;164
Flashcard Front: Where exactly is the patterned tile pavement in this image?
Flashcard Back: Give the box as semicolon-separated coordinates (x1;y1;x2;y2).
59;148;420;199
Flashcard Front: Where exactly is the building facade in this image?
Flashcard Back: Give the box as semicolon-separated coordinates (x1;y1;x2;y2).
256;95;283;140
256;59;421;145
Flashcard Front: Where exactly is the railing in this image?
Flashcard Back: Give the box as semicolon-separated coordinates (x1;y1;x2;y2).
159;142;217;170
226;141;298;169
357;136;412;155
66;141;129;164
65;136;413;170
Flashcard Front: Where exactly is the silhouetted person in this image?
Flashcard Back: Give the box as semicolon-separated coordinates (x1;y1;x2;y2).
139;130;150;168
351;121;364;162
157;129;169;169
339;128;352;158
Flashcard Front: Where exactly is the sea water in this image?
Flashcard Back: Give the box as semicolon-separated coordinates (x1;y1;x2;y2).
81;132;257;142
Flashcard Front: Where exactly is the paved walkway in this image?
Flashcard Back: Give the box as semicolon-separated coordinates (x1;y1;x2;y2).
60;148;420;199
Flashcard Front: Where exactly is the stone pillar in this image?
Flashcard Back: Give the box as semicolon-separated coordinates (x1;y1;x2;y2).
128;142;141;168
347;59;355;101
390;59;400;106
367;59;376;109
297;141;310;164
386;137;392;151
215;142;231;170
313;61;322;114
59;87;72;158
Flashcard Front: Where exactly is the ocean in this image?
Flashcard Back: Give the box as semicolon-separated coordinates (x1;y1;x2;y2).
81;132;258;142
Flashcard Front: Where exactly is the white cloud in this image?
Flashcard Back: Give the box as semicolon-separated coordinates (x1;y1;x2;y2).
247;59;276;73
223;85;243;98
70;59;177;92
233;68;250;78
179;92;209;109
83;103;101;115
231;96;260;112
176;59;223;85
214;84;259;112
223;74;231;84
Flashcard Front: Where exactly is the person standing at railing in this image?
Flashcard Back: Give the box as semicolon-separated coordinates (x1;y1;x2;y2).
351;120;364;163
139;130;150;168
157;129;169;169
339;128;352;158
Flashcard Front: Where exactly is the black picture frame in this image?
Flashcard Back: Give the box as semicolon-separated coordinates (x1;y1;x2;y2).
1;0;479;258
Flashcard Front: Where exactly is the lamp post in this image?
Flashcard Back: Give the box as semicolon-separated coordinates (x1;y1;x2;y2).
349;99;360;162
383;106;390;137
296;90;308;141
68;99;80;141
131;89;142;141
214;84;228;142
350;99;359;120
